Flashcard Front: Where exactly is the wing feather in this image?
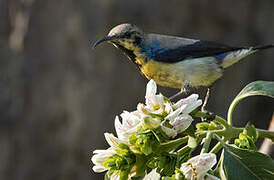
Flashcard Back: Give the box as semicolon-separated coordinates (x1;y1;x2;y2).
146;34;243;63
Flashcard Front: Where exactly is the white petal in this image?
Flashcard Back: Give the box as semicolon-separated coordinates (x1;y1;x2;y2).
137;103;148;115
114;116;124;140
121;111;141;129
92;149;115;164
180;163;193;179
180;153;217;179
161;124;177;137
104;133;124;148
181;100;202;114
165;106;184;121
164;103;173;114
145;80;157;104
146;80;157;96
92;165;107;173
143;169;161;180
205;173;221;180
114;112;142;142
188;153;217;174
170;114;193;132
173;94;199;109
91;148;117;173
93;149;116;155
154;94;165;105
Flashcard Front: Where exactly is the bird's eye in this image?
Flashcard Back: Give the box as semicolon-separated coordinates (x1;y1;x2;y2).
134;36;142;45
124;32;131;38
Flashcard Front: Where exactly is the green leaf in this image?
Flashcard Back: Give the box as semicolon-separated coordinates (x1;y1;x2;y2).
222;143;274;179
228;81;274;125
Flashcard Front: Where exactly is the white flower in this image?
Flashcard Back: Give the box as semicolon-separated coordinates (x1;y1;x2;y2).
160;124;178;137
141;79;172;115
165;110;193;133
92;133;127;173
180;153;218;180
91;148;116;173
115;111;142;141
104;132;128;149
170;114;193;132
172;94;202;113
161;94;202;137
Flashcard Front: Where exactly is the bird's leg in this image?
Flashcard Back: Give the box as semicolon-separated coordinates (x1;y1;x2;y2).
169;81;191;100
201;88;210;113
201;88;215;121
169;89;184;100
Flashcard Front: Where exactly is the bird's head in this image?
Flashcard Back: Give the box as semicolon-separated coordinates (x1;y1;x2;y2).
93;23;145;50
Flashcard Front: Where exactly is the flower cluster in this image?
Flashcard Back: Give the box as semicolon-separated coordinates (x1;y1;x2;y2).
91;80;220;180
116;80;202;139
91;79;274;180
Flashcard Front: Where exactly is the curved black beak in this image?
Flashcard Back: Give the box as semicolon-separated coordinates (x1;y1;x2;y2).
93;35;119;49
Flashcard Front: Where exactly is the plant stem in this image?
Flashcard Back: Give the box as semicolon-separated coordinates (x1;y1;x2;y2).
256;128;274;141
227;97;239;126
160;136;188;152
177;145;191;154
200;132;212;154
209;142;223;154
231;127;274;141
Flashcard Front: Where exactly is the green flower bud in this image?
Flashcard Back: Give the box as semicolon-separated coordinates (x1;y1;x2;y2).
129;131;159;155
196;122;210;131
196;121;223;131
234;133;256;150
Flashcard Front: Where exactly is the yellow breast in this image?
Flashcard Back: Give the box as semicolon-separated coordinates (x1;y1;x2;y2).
137;58;184;88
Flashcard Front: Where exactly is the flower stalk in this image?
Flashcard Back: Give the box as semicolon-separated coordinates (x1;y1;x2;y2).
200;132;212;154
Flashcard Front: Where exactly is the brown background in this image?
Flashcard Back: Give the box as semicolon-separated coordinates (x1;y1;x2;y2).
0;0;273;179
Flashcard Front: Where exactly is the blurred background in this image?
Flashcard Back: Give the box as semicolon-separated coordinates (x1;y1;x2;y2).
0;0;273;179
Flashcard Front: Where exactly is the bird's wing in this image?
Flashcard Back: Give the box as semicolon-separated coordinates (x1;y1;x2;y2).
147;34;243;63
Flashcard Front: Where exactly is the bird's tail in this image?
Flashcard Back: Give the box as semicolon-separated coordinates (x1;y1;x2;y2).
221;44;274;69
251;44;274;51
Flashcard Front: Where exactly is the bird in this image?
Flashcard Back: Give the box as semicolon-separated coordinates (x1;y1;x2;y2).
93;23;273;108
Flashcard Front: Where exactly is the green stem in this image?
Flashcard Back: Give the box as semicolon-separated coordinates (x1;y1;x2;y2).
177;145;191;154
227;97;239;126
230;127;274;141
209;142;223;154
200;132;212;154
159;136;188;152
257;128;274;141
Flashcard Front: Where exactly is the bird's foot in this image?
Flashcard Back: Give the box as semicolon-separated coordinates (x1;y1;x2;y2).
169;81;191;100
201;88;211;121
169;89;185;100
